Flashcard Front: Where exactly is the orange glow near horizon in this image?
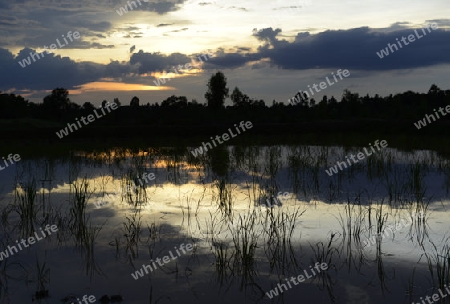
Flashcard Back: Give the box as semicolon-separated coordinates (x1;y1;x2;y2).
71;81;174;94
74;149;200;170
151;67;205;79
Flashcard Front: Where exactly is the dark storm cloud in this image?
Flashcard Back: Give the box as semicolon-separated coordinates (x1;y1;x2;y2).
24;0;189;15
0;15;18;26
0;48;106;90
104;60;136;78
139;0;188;14
204;25;450;71
257;25;450;71
0;48;137;90
17;27;114;50
130;51;191;73
0;47;197;90
64;20;112;32
0;2;114;48
2;21;450;92
252;28;283;47
0;0;189;51
34;0;121;9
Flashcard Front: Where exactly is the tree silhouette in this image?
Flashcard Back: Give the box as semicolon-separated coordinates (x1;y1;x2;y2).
81;102;95;111
428;84;441;95
4;79;450;137
231;87;245;106
230;86;251;107
42;88;75;121
81;102;95;116
230;86;266;108
0;93;28;119
205;71;229;109
130;96;140;107
161;95;188;109
290;91;309;107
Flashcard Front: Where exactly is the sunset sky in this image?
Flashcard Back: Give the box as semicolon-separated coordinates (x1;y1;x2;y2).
0;0;449;107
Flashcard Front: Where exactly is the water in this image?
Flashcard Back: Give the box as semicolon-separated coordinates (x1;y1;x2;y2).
0;145;448;303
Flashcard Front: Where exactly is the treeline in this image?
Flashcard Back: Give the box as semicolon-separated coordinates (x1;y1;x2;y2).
1;71;449;125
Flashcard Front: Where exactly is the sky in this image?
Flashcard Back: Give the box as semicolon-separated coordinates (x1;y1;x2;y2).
0;0;449;107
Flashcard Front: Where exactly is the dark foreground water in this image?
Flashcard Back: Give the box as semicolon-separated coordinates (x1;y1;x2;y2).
0;145;449;304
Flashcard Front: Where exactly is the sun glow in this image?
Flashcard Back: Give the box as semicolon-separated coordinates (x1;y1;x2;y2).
71;81;174;94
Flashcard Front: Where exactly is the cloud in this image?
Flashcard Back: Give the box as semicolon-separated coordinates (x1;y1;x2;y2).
169;28;189;32
64;20;112;32
130;50;191;73
426;19;450;28
2;22;450;94
207;25;450;71
0;1;114;49
204;53;260;69
0;48;105;90
104;60;137;78
31;0;122;9
0;46;206;91
75;42;116;49
140;0;188;14
228;6;248;11
253;28;283;47
258;25;450;71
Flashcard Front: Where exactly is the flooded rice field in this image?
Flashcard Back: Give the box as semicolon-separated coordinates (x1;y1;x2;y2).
0;145;449;304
